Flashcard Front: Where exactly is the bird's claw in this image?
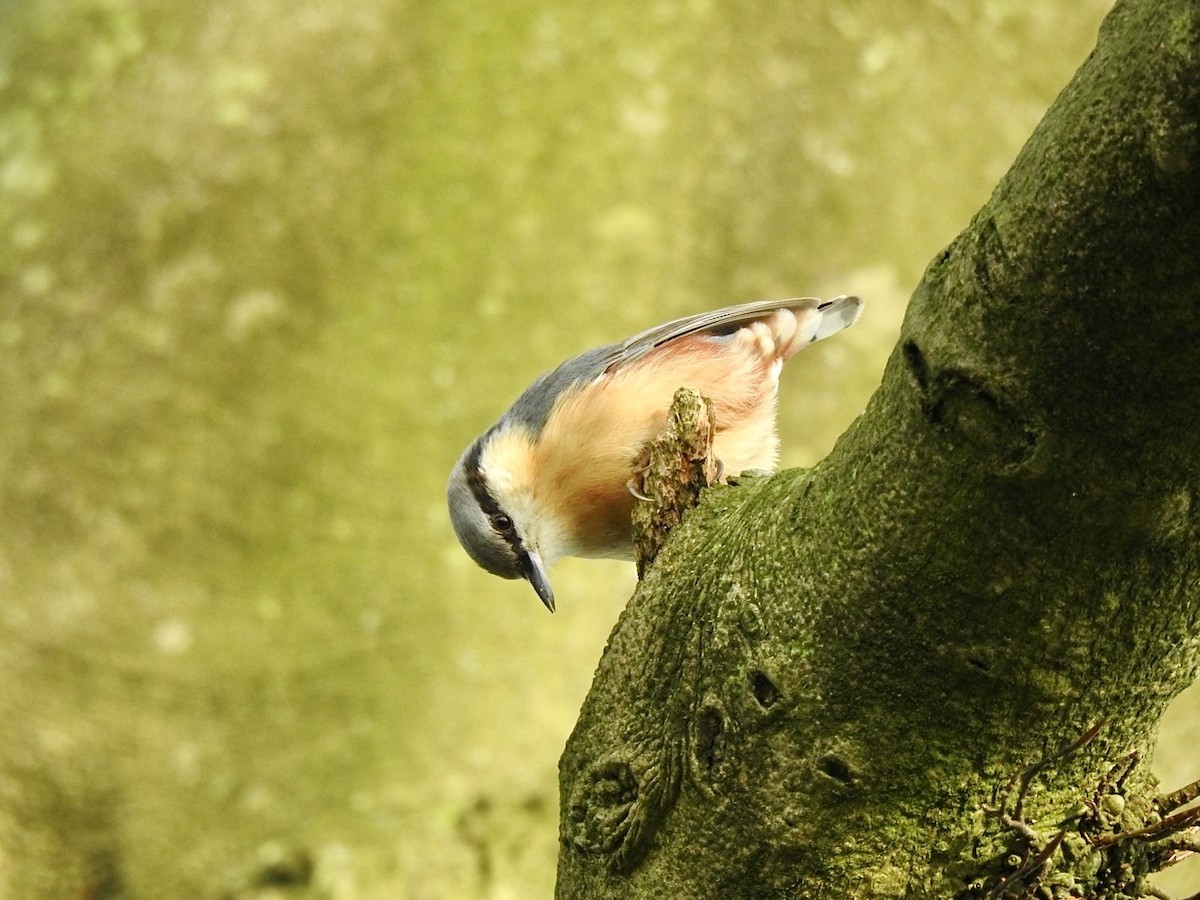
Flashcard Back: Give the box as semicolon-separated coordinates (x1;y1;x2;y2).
627;477;655;502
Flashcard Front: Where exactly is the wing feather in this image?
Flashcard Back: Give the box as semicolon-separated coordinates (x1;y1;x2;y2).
504;295;861;433
605;295;859;371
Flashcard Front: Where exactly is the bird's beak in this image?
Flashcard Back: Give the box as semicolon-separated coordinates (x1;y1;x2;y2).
521;549;556;613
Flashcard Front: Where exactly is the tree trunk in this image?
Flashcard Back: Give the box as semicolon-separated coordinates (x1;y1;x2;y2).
556;0;1200;896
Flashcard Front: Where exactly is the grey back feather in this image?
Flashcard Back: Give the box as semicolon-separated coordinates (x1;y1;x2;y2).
504;343;621;433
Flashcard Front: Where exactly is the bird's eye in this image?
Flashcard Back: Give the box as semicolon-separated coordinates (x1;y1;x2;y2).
490;513;514;533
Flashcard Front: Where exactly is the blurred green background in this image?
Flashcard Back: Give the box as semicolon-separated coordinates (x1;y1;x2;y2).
2;0;1196;897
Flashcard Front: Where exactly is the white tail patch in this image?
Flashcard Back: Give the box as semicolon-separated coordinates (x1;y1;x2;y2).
811;296;864;343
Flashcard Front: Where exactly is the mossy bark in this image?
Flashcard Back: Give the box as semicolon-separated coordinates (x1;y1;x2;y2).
557;0;1200;896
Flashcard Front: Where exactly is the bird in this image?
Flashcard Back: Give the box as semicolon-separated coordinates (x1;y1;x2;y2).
447;295;863;612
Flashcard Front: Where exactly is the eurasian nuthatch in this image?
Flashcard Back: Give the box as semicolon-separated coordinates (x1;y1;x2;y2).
447;295;863;612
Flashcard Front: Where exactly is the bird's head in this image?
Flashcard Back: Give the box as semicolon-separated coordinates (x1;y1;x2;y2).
447;426;559;612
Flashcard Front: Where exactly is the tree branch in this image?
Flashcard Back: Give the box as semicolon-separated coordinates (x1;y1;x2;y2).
557;0;1200;896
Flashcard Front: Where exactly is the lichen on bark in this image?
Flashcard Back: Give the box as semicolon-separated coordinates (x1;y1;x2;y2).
629;387;721;580
557;0;1200;897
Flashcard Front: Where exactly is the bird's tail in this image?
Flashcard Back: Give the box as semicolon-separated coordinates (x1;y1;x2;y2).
765;294;863;361
809;294;864;344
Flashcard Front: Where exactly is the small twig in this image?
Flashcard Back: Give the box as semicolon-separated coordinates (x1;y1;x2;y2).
1155;842;1200;870
1077;750;1141;836
1097;805;1200;847
1157;776;1200;814
998;813;1041;844
1109;751;1142;796
1154;831;1200;859
977;721;1107;898
985;827;1067;899
999;720;1106;824
1020;721;1106;820
1027;826;1067;872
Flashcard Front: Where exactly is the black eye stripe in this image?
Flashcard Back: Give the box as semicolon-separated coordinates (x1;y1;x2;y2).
464;434;524;554
463;437;502;516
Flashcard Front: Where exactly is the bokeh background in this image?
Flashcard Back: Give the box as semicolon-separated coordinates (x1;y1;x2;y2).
1;0;1196;897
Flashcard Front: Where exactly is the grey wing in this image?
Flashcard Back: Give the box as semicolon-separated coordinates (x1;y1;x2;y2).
502;295;861;433
607;295;861;371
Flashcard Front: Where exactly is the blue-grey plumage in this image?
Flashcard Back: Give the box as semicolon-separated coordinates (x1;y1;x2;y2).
447;295;863;612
